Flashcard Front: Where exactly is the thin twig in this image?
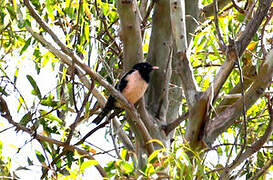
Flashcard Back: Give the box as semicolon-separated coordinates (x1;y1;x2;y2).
0;126;15;134
72;56;79;113
0;95;107;177
75;118;111;146
85;141;119;158
261;7;273;57
41;150;67;179
163;111;189;135
141;1;155;36
38;139;54;179
66;89;92;144
73;0;83;49
220;39;249;178
235;0;257;41
213;0;226;51
249;156;273;180
231;0;245;14
94;0;121;54
109;123;122;159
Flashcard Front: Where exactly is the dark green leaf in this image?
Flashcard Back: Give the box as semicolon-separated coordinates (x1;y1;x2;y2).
40;94;58;107
0;86;8;96
20;38;32;55
16;166;30;171
66;151;74;168
35;150;45;163
27;157;33;166
19;112;32;126
120;161;134;174
6;4;16;19
14;66;19;84
26;75;42;99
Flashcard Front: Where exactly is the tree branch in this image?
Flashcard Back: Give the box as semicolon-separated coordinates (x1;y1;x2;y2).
176;51;199;108
139;0;148;18
205;50;273;145
170;0;187;52
138;98;163;141
171;0;199;108
163;111;189;135
116;0;143;70
183;42;238;148
146;0;172;121
185;0;200;43
249;156;273;180
215;64;257;115
24;0;72;56
18;6;152;157
236;0;273;56
219;93;273;178
202;0;230;17
0;95;107;177
112;118;135;152
213;0;226;51
186;0;272;149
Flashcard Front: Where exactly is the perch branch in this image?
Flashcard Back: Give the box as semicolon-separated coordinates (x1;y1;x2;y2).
19;5;152;155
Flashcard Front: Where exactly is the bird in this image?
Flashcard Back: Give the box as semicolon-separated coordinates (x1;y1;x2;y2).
92;62;159;125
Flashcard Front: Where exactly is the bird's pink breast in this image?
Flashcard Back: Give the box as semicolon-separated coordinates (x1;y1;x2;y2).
122;71;148;105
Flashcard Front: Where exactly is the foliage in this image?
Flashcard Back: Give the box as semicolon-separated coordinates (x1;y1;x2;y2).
0;0;273;179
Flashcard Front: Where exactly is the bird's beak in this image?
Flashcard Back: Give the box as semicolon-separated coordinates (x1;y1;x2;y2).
152;66;159;70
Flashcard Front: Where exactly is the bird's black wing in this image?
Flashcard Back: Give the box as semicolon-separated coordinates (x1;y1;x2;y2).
92;95;116;125
92;69;135;125
118;69;135;92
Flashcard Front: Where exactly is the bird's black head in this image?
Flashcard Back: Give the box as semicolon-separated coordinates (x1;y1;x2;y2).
132;62;159;83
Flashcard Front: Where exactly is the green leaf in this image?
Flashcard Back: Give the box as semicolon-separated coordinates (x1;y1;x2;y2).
14;66;19;84
84;23;90;43
6;4;16;19
120;148;127;161
20;38;31;55
148;149;161;164
40;94;58;107
0;86;8;96
80;160;98;172
104;160;115;175
145;163;155;176
120;161;134;174
19;112;32;126
17;96;24;112
147;139;165;149
67;82;74;105
27;157;33;166
26;75;42;99
35;150;45;163
66;151;74;168
16;166;30;171
0;140;2;155
39;110;62;124
46;0;55;20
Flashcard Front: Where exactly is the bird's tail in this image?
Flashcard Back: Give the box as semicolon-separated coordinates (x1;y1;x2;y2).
92;108;111;125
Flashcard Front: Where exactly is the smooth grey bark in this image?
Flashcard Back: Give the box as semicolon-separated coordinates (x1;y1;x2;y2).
146;0;172;121
185;0;200;43
117;0;144;70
